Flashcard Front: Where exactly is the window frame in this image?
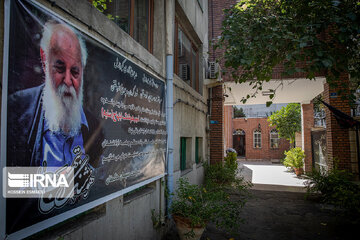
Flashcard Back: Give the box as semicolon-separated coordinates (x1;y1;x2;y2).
174;20;200;93
180;137;187;171
91;0;154;52
253;129;262;149
270;129;280;149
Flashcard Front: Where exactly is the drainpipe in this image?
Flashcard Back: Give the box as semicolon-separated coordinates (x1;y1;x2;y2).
165;0;175;217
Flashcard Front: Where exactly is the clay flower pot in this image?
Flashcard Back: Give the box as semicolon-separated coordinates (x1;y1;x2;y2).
173;215;205;240
294;167;303;176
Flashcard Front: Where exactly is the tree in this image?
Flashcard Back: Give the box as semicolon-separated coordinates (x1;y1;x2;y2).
216;0;360;104
267;103;301;145
233;106;246;118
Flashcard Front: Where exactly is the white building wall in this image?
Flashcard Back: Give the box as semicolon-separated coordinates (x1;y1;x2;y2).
172;0;209;186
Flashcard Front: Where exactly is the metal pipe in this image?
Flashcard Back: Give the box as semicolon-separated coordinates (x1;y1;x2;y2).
166;55;174;217
165;0;175;218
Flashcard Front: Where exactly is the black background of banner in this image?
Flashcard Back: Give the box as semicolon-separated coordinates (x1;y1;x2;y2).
5;0;166;234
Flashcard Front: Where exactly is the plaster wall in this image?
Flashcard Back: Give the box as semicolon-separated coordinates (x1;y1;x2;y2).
172;74;208;184
172;0;209;184
177;0;209;58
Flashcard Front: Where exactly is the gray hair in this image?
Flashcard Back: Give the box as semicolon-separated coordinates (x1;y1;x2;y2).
40;20;88;67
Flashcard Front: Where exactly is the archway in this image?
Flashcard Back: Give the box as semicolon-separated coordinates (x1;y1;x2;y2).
233;129;246;157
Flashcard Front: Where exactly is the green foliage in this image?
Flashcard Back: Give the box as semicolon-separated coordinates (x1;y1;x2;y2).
170;178;247;236
216;0;360;103
224;152;238;172
305;168;360;215
151;209;163;230
233;106;246;118
267;103;301;143
171;152;252;236
283;147;305;169
92;0;124;30
92;0;109;12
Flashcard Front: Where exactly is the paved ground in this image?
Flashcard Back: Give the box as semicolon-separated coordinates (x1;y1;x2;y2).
164;190;360;240
163;161;360;240
238;160;307;192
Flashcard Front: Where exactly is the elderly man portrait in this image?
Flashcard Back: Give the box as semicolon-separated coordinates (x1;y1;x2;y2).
8;20;103;168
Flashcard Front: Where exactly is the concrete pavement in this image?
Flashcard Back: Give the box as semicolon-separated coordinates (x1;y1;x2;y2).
238;160;307;192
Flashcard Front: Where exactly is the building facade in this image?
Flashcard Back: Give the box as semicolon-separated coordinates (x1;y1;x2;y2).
208;0;357;177
0;0;210;239
224;106;290;161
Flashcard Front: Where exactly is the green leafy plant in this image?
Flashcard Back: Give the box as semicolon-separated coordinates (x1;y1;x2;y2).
170;178;247;238
215;0;360;104
205;152;252;192
224;152;238;172
151;209;163;230
268;103;301;145
233;106;246;118
283;147;305;169
305;168;360;215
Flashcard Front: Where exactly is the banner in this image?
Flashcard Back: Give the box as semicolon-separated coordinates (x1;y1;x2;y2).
2;0;166;236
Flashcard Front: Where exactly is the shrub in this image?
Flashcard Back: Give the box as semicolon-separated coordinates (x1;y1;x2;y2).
305;168;360;215
224;152;238;172
170;178;246;236
283;147;305;169
204;152;252;193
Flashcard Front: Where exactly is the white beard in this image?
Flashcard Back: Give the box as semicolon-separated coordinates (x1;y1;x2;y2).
42;75;83;137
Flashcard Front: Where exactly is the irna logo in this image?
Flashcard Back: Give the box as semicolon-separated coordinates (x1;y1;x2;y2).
7;172;69;188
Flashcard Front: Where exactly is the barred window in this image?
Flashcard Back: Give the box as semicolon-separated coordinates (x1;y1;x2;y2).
253;129;261;148
270;129;280;149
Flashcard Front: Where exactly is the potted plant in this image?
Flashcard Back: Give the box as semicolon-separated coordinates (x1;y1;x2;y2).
283;147;305;176
170;178;246;240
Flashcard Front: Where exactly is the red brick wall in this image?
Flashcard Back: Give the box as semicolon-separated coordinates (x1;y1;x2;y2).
229;118;290;160
224;106;233;149
208;0;237;62
302;103;314;172
323;75;351;171
210;85;224;164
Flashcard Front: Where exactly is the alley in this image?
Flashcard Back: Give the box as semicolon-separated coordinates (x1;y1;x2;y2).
165;189;359;240
202;189;359;240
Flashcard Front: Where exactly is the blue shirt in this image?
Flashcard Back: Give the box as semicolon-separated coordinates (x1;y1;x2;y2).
41;109;88;167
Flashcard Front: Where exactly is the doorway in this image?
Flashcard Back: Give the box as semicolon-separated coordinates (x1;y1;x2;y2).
233;129;246;157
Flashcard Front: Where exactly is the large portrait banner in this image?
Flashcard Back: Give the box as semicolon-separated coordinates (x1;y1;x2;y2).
1;0;166;237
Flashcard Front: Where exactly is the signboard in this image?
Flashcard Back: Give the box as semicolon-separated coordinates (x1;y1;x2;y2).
1;0;166;238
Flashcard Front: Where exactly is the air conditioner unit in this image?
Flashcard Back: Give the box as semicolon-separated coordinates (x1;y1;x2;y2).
208;61;218;79
180;64;190;81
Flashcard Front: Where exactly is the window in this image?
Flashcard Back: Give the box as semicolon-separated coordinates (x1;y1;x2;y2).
180;137;186;171
253;130;261;148
180;137;192;171
195;137;203;164
270;129;280;149
174;23;201;94
91;0;153;52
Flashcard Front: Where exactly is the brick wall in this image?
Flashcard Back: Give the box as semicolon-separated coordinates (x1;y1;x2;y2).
302;103;314;172
229;118;290;160
224;105;233;148
323;74;351;171
210;85;224;164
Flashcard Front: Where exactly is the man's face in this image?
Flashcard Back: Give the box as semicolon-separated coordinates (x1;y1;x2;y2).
48;27;83;98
